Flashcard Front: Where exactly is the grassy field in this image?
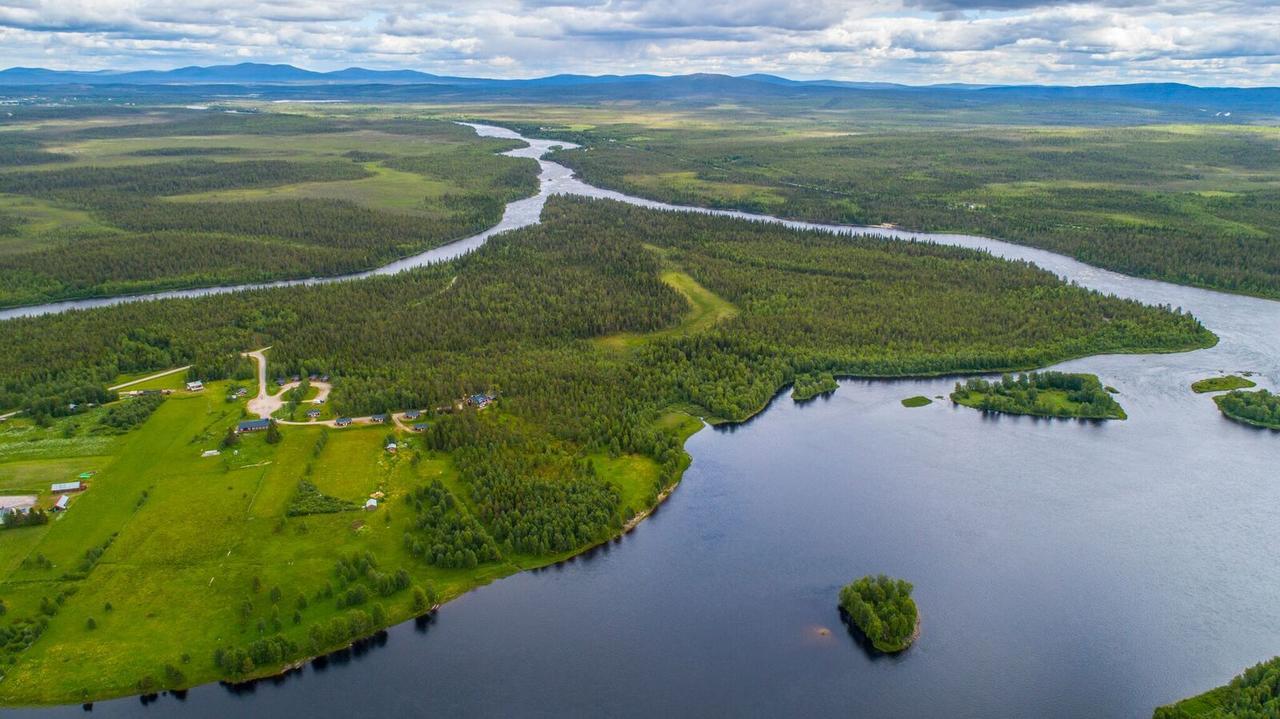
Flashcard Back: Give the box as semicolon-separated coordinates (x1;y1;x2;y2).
0;381;686;705
901;396;933;408
1190;375;1257;393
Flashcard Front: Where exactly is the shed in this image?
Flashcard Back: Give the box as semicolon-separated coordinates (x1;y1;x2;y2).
201;449;221;458
186;381;204;392
385;442;398;453
51;481;83;493
364;498;378;511
236;419;271;433
53;495;70;511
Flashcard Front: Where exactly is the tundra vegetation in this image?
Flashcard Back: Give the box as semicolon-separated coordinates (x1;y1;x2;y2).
0;110;538;308
0;168;1216;701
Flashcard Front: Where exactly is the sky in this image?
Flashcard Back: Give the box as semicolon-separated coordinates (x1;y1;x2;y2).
0;0;1277;86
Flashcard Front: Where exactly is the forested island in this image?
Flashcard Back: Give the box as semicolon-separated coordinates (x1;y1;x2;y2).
838;575;920;653
1191;375;1257;393
0;107;1218;705
1214;389;1280;429
1154;656;1280;718
791;372;838;401
951;372;1127;420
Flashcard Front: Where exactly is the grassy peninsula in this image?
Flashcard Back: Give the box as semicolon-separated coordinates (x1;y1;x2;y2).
951;372;1127;420
838;575;919;653
1191;375;1257;393
1154;656;1280;718
0;194;1214;705
1213;389;1280;429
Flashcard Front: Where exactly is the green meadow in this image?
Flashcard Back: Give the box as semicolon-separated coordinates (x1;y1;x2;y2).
0;383;670;704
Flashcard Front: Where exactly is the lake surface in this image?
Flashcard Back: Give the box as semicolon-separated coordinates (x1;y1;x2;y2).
5;124;1279;718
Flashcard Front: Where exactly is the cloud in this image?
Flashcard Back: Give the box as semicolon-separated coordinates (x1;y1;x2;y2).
0;0;1275;85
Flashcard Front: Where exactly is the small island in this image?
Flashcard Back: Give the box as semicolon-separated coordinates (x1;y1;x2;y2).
951;371;1126;420
838;574;920;653
1191;375;1257;393
1213;389;1280;429
901;396;932;408
791;372;838;401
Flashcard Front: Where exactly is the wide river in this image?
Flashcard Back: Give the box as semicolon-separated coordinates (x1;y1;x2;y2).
6;125;1279;718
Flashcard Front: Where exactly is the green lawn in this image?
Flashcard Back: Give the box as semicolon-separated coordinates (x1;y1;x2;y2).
901;396;933;408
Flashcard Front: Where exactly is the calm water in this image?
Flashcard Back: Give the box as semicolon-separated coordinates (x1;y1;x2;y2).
5;125;1279;718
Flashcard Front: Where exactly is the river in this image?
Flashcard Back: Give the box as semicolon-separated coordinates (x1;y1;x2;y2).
5;124;1278;718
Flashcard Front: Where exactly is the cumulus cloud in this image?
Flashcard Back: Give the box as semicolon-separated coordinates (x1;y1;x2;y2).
0;0;1275;84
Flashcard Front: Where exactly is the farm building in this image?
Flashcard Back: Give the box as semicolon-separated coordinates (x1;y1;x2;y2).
335;417;352;427
53;495;70;512
236;419;271;433
186;381;204;392
51;481;82;493
201;449;221;458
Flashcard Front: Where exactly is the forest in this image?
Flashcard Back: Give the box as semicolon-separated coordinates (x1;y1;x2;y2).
951;372;1127;420
0;196;1216;703
1214;389;1280;429
1154;656;1280;719
838;574;919;653
0;111;538;307
537;120;1280;299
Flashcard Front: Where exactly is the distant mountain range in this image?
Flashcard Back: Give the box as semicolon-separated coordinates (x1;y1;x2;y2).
1;62;1276;113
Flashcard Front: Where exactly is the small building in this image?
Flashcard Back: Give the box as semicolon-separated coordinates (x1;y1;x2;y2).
77;471;95;480
186;381;204;392
306;409;321;419
469;393;494;409
385;442;398;453
201;449;221;458
53;495;70;512
403;409;421;420
411;423;429;432
308;374;318;381
370;414;388;424
290;375;300;382
364;498;378;511
335;417;352;427
51;481;83;493
236;418;271;433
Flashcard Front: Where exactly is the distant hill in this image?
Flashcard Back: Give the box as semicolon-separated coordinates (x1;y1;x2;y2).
0;63;1275;116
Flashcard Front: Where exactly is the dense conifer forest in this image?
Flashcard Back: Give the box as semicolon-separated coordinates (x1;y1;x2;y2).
1214;389;1280;429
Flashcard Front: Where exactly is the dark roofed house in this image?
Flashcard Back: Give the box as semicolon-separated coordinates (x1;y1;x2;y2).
335;417;352;427
470;393;494;408
236;419;271;433
412;423;429;432
306;409;321;418
403;410;420;420
370;414;388;423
